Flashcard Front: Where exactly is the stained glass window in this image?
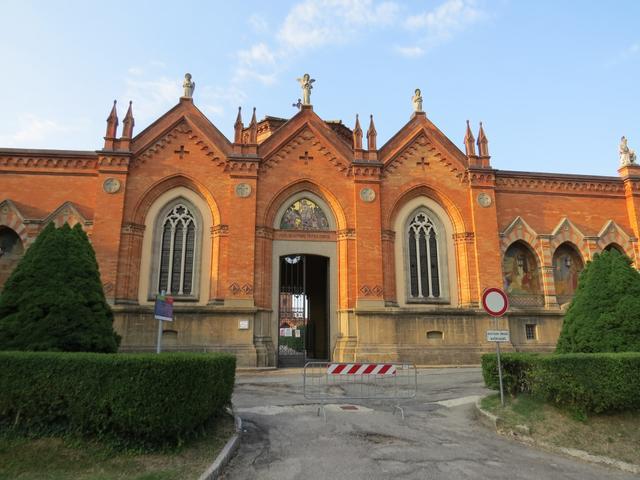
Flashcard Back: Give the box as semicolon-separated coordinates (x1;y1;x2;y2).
158;204;197;295
279;198;330;230
407;212;441;299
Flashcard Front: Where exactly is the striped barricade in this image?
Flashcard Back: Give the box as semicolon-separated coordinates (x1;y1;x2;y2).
303;362;417;420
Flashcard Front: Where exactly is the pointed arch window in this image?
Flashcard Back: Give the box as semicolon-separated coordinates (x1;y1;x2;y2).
157;204;197;295
407;211;441;300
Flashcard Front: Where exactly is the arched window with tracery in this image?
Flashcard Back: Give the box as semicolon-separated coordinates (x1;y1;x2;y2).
406;210;442;300
157;203;197;296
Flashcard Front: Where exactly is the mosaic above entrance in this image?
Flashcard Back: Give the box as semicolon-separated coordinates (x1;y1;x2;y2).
280;198;330;231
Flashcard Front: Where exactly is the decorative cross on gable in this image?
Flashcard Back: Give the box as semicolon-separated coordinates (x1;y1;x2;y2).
299;151;314;165
174;145;190;159
416;156;430;171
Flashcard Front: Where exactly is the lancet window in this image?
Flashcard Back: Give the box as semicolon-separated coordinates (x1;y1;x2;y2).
407;211;441;300
158;204;197;295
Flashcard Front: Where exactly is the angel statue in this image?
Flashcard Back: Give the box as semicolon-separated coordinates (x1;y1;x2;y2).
183;73;195;98
297;73;315;105
619;136;637;166
412;88;423;113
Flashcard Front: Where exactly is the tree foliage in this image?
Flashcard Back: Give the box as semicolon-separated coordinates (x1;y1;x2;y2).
0;223;120;352
556;249;640;353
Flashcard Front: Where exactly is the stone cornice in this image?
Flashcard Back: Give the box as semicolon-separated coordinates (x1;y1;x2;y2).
121;222;145;235
255;226;274;239
211;224;229;237
337;228;356;240
381;229;396;241
463;168;496;187
0;152;97;170
452;232;475;242
495;170;624;195
226;157;260;173
98;155;130;168
350;161;382;179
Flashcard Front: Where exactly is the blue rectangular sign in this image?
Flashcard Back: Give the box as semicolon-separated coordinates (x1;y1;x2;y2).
154;295;174;322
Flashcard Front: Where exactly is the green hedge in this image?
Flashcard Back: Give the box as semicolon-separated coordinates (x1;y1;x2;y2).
481;352;640;413
532;353;640;413
0;351;236;448
481;352;539;395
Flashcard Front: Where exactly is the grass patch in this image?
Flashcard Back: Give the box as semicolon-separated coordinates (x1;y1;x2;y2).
481;394;640;465
0;414;235;480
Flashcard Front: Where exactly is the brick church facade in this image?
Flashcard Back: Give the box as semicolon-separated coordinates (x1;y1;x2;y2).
1;78;639;366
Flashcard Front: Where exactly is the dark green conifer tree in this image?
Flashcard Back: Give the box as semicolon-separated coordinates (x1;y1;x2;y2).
556;249;640;353
0;223;120;352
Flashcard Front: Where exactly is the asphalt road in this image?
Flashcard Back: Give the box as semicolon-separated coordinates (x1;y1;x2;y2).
221;367;636;480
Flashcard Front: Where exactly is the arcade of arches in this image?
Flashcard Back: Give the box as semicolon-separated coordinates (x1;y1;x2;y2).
2;89;640;366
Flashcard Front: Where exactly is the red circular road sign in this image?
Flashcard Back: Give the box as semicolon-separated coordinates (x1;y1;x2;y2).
482;287;509;317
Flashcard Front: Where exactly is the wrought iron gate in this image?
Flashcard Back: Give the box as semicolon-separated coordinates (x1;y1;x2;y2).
278;255;308;367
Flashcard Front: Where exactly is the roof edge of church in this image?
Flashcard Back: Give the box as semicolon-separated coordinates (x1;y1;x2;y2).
0;147;98;157
495;169;620;182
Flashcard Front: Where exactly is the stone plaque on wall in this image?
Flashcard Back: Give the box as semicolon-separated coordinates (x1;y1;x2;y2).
235;183;252;198
477;192;492;208
103;178;121;194
360;188;376;203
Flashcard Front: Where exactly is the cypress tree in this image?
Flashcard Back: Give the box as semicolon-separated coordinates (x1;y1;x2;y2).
0;223;120;352
556;249;640;353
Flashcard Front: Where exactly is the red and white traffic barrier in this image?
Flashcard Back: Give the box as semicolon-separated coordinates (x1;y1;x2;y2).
327;363;397;375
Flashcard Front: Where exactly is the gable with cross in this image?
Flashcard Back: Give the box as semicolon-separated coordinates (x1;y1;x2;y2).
416;156;430;171
174;145;190;159
299;151;314;165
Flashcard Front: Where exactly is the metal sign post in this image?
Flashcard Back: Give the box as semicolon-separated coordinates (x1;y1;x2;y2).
482;288;510;407
154;293;174;354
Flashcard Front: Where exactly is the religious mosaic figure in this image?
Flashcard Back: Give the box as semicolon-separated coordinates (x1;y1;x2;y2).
619;136;636;166
502;243;541;295
280;198;329;230
553;245;583;298
297;73;315;105
412;88;423;112
183;73;195;98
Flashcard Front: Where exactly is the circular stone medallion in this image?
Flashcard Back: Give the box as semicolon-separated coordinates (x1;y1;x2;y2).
235;183;252;198
360;188;376;203
477;192;492;208
103;178;121;194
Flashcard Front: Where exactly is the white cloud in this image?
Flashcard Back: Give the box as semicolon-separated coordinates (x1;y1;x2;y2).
395;45;424;57
233;67;278;86
0;114;80;147
400;0;486;56
238;43;276;66
277;0;399;51
248;14;269;33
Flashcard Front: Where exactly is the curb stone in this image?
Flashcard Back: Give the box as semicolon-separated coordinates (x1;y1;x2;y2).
474;396;640;475
198;410;242;480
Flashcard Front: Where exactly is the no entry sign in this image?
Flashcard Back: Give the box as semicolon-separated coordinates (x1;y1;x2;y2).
481;287;509;317
482;287;510;408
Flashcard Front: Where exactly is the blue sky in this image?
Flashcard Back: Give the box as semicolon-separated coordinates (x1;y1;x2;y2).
1;0;638;176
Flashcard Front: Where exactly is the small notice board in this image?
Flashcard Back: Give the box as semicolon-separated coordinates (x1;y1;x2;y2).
486;330;510;342
154;294;174;322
